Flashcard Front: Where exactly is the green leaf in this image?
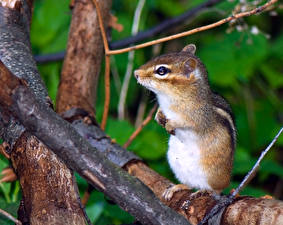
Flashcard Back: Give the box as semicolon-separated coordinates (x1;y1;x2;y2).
38;62;61;103
0;199;19;225
260;160;283;179
225;182;269;197
271;32;283;59
198;31;268;86
86;201;105;223
105;118;135;145
31;0;70;53
130;122;168;160
260;64;283;89
0;156;11;202
233;147;254;175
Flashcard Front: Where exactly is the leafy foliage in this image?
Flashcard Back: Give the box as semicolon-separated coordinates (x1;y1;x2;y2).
0;0;282;224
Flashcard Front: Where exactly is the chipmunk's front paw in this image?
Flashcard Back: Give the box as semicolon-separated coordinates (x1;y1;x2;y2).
155;108;176;135
165;122;176;135
155;108;167;127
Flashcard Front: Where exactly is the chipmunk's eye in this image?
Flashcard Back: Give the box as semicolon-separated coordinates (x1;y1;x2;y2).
155;66;170;76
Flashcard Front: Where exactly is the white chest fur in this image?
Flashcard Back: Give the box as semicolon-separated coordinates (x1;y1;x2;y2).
157;94;181;122
167;129;212;190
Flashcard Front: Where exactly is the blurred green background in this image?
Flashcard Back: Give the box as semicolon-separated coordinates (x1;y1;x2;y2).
0;0;282;224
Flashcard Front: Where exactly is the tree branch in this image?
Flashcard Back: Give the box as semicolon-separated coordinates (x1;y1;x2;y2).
34;0;224;64
0;60;191;225
118;0;146;120
123;104;157;148
109;0;223;49
1;60;282;224
0;1;87;224
56;0;111;116
90;0;111;130
231;127;283;197
107;0;279;55
0;208;22;225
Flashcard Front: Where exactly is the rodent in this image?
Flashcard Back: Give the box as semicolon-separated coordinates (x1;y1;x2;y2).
134;44;236;200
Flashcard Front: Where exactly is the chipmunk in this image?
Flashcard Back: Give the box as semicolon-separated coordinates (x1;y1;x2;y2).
134;44;236;200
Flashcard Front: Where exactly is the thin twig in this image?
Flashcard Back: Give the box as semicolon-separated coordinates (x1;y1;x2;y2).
92;0;109;52
231;126;283;197
34;0;223;64
107;0;278;55
0;208;22;225
92;0;110;130
81;185;94;206
110;0;223;49
135;92;148;128
118;0;146;120
123;104;157;148
92;0;278;131
101;55;110;130
110;56;122;95
198;127;283;225
34;51;65;64
0;168;17;183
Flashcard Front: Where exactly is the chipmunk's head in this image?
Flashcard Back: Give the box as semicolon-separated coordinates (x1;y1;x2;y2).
134;44;209;96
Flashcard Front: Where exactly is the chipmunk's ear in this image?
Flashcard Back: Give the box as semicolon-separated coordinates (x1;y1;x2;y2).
183;57;197;78
182;44;196;55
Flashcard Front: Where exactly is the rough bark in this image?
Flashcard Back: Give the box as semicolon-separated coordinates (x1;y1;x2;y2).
56;0;112;116
1;59;283;225
1;0;282;225
0;1;86;224
12;133;85;225
125;162;283;225
52;0;283;224
0;60;191;225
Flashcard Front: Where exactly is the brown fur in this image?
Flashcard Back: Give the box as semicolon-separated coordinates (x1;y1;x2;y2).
135;44;236;192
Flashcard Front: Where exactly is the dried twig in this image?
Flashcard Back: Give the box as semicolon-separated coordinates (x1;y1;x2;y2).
92;0;110;130
101;55;110;130
81;185;94;206
0;142;10;159
198;126;283;225
110;0;223;49
118;0;146;120
107;0;278;55
135;92;148;128
93;0;278;130
0;168;17;183
0;208;22;225
123;104;157;148
231;126;283;197
34;0;223;64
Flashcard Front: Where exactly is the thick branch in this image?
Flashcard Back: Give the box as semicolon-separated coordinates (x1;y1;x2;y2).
0;61;191;225
56;0;112;116
0;2;86;224
56;0;139;168
2;1;282;225
1;61;282;224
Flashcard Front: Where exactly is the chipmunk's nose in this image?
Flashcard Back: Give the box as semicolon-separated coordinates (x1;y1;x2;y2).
134;70;140;79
